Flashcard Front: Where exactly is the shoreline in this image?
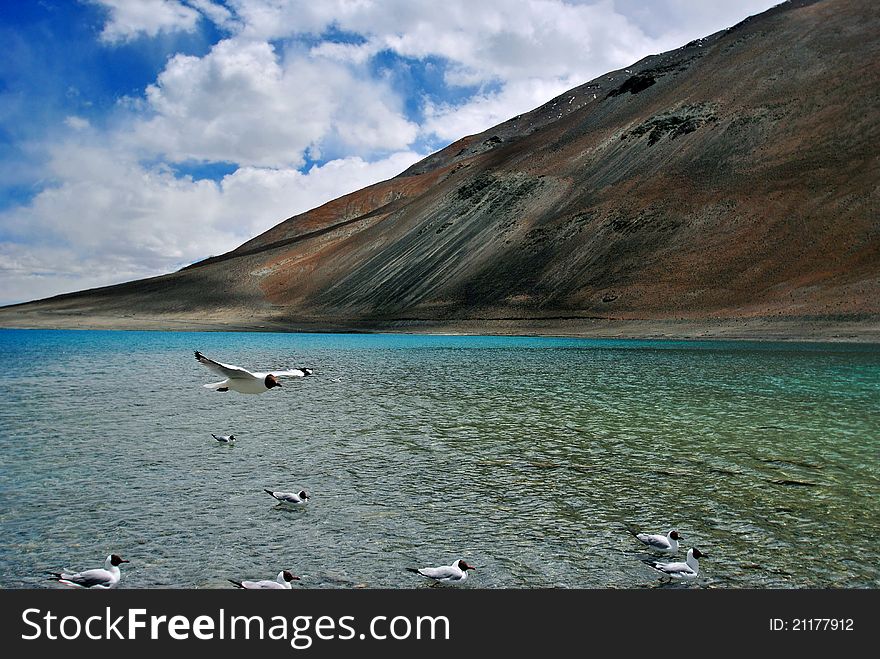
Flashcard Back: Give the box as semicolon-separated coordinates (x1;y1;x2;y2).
1;311;879;344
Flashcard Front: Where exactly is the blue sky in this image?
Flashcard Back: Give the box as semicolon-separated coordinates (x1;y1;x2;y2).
0;0;780;305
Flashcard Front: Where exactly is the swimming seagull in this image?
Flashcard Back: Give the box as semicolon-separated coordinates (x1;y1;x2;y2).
229;570;300;589
628;528;681;554
212;433;236;443
646;548;705;581
194;351;312;394
48;554;129;589
406;559;475;585
265;489;310;505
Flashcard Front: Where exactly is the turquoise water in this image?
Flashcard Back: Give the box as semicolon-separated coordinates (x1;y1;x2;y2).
0;329;877;588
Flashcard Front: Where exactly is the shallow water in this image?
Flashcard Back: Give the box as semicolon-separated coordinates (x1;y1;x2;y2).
0;329;877;588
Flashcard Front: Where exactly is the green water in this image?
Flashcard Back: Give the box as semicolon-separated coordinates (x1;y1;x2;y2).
0;329;877;588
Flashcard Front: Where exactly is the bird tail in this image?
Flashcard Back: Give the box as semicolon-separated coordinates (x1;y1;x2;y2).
228;579;245;589
47;572;63;581
264;489;278;499
621;522;641;537
204;381;226;390
405;568;421;575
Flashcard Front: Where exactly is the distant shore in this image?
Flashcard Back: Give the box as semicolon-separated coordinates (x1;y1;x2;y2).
1;309;878;344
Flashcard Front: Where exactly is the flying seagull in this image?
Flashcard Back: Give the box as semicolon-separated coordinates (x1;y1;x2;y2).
265;489;310;505
645;548;705;581
406;559;475;585
48;554;129;589
229;570;300;589
194;351;312;394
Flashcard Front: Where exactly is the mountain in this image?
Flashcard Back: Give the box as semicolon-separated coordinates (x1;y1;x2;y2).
2;0;878;340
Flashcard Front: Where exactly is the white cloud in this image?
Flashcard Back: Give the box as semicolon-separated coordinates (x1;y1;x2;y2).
186;0;238;31
204;1;675;87
0;142;422;305
399;0;780;141
128;38;418;167
64;116;91;131
609;0;787;41
422;76;582;141
89;0;202;43
167;0;763;146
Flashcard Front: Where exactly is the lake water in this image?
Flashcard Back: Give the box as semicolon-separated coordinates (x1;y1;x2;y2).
0;329;877;589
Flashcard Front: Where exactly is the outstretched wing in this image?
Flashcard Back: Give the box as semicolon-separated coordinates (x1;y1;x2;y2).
270;368;310;377
194;351;256;380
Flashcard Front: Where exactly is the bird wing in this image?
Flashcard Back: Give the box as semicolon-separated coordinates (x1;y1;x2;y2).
62;568;112;588
418;566;459;580
637;534;670;550
268;369;308;377
648;560;691;575
194;351;256;380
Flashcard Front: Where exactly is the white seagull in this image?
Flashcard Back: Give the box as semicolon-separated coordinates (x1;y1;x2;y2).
629;528;681;554
212;433;236;443
229;570;300;589
194;351;312;394
406;559;475;585
48;554;129;589
646;548;705;581
265;489;310;505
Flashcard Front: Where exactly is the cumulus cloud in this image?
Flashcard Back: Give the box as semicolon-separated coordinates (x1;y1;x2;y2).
128;38;418;167
422;76;585;142
89;0;203;43
0;142;421;305
64;116;91;131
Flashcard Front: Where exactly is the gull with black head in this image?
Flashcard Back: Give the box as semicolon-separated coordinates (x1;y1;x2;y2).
406;559;476;585
645;548;705;581
48;554;129;589
229;570;300;589
194;350;312;394
627;527;681;554
264;488;310;506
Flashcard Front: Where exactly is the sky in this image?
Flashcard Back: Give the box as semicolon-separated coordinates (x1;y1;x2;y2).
0;0;782;306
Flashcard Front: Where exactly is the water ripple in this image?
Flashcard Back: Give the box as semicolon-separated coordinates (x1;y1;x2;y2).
0;329;877;589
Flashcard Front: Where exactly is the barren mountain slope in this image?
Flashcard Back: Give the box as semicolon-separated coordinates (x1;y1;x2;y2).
2;0;878;340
